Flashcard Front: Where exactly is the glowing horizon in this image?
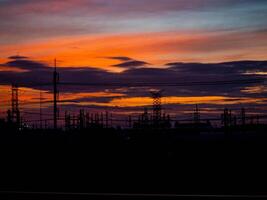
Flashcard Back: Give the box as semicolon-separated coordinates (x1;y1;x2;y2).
1;0;267;121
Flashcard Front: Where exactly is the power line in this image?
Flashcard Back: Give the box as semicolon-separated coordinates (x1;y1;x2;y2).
1;77;266;127
67;78;263;86
21;114;267;124
24;78;265;87
21;111;53;116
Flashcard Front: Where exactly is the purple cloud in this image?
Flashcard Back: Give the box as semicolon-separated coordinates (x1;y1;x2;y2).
106;56;132;62
113;60;149;69
8;55;29;60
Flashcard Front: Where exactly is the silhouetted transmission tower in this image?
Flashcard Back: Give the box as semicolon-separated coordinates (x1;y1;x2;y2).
150;90;163;124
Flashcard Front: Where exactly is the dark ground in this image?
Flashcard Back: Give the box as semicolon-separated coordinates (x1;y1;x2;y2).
1;127;267;199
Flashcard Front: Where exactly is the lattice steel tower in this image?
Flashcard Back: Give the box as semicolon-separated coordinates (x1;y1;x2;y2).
150;90;163;123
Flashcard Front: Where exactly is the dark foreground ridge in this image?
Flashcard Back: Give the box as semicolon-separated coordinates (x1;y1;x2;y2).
1;121;267;198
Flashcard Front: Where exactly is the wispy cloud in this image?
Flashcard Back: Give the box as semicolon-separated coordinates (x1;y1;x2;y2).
1;0;267;44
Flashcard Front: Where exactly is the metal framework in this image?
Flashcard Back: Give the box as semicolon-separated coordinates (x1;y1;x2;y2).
150;90;162;123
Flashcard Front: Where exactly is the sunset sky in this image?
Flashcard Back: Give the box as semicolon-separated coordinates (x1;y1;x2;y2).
0;0;267;125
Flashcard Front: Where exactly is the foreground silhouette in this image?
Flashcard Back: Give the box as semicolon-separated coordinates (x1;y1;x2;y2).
1;119;267;197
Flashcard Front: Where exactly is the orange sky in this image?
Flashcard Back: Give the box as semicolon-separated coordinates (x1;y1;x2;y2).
1;30;267;72
1;85;266;111
1;0;267;121
65;96;267;107
1;0;267;73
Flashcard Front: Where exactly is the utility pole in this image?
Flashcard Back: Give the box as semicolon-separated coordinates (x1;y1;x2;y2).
39;90;43;129
193;104;200;124
53;59;59;129
105;111;109;128
241;108;246;126
11;84;20;127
